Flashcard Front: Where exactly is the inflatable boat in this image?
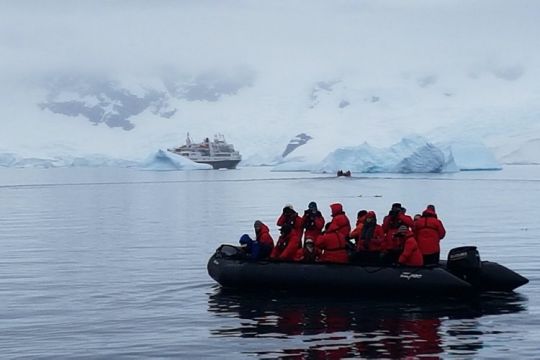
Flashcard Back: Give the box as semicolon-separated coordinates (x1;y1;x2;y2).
207;245;528;295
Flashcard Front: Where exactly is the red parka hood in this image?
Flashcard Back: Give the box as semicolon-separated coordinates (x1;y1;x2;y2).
330;203;344;216
366;211;377;222
256;223;270;235
422;208;437;218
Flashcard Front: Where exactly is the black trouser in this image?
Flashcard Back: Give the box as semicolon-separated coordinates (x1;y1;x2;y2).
423;252;440;266
352;251;382;265
381;249;401;265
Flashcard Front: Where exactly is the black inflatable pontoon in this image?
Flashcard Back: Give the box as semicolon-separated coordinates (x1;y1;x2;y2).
207;245;528;295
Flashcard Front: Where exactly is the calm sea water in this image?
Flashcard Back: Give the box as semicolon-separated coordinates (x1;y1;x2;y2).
0;166;538;359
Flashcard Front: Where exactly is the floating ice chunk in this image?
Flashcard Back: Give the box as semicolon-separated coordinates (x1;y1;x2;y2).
139;149;212;171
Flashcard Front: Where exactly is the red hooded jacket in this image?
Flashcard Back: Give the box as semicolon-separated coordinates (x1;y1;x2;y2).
326;203;351;239
301;211;325;241
354;211;384;252
382;212;414;251
316;203;350;263
277;213;303;235
414;208;446;255
398;231;424;267
255;223;274;249
349;213;368;241
270;230;301;261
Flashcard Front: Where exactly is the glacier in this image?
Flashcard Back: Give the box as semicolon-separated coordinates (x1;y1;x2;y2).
0;149;212;171
499;139;540;165
0;152;138;168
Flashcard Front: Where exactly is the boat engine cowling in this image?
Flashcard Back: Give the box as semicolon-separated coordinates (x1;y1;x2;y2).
447;246;481;281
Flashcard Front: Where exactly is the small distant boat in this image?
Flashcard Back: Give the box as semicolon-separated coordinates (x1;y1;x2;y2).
168;133;242;169
337;170;351;177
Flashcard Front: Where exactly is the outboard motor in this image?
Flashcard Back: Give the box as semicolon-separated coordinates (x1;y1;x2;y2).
447;246;481;283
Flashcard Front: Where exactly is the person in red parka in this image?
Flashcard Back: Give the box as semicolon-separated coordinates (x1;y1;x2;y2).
414;205;446;265
382;203;414;262
301;201;325;242
271;203;303;261
293;238;320;262
349;210;368;242
254;220;274;254
238;220;274;260
277;203;303;235
270;222;301;261
354;211;384;264
315;203;351;263
396;225;424;267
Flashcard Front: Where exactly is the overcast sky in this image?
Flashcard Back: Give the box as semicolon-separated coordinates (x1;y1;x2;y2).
2;0;539;85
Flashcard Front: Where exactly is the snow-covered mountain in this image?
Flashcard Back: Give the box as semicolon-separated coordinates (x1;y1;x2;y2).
1;1;539;170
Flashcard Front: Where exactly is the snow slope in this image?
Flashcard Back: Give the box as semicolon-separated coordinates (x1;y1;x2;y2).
499;139;540;165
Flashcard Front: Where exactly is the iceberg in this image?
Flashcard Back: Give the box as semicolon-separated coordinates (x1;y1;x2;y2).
313;136;459;174
394;143;452;173
440;141;502;170
139;149;212;171
270;135;502;174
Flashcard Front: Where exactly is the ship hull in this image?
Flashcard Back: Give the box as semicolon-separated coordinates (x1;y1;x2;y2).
196;159;241;169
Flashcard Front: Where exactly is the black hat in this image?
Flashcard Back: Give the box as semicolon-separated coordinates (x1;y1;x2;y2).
357;210;368;218
391;203;402;210
308;201;317;210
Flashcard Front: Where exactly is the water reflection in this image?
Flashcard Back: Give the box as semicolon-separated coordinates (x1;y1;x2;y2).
208;288;526;359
